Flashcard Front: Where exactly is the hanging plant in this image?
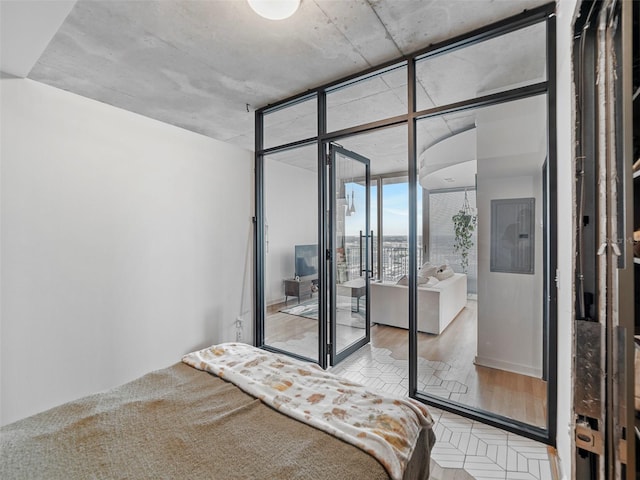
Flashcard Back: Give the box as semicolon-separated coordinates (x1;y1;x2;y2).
452;191;477;273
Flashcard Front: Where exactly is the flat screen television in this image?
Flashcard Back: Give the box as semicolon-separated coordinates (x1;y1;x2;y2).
295;244;318;278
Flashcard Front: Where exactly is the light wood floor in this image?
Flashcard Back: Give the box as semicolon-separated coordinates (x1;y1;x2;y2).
265;297;365;356
264;299;547;428
373;301;547;428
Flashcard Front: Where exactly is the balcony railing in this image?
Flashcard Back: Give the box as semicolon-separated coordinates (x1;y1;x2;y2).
343;242;477;293
344;244;423;282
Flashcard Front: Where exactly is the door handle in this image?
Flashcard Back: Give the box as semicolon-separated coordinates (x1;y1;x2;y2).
370;230;374;279
360;230;375;278
359;230;364;275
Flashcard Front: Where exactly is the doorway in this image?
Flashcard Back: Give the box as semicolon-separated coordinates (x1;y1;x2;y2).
257;141;373;368
328;145;371;365
254;3;557;445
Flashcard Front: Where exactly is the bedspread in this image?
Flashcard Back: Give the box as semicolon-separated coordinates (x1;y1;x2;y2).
3;363;428;479
183;342;434;480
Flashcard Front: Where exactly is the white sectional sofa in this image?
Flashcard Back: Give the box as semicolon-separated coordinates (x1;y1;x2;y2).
369;273;467;334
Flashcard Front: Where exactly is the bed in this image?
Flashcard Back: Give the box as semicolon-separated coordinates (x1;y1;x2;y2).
1;343;435;480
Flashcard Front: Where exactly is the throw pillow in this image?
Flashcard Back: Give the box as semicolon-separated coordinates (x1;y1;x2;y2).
435;265;454;280
396;275;409;286
418;262;437;279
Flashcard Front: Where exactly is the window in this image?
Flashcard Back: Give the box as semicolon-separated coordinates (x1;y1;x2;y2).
380;177;422;282
428;189;478;293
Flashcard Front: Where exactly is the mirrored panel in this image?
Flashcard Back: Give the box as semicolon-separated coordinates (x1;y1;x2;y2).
263;96;317;149
416;22;547;111
327;64;407;133
264;144;318;360
415;94;548;428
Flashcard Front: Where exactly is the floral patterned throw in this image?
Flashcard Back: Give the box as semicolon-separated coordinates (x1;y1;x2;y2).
182;343;433;480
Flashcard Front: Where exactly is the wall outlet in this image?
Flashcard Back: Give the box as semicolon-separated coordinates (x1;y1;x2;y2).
235;317;243;342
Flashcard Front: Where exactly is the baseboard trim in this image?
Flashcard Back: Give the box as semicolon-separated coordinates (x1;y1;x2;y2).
474;355;542;378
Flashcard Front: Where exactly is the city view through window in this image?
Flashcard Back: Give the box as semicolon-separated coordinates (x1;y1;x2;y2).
343;181;477;292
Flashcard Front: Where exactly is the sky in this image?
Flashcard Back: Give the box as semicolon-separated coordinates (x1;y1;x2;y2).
344;181;422;237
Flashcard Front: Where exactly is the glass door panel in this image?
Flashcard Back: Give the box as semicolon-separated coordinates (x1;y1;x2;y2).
263;145;319;362
330;145;370;365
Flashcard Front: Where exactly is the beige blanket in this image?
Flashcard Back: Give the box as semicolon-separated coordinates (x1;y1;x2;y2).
183;343;434;480
1;362;434;479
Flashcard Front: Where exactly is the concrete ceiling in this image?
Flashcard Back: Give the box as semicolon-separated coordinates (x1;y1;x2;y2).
2;0;552;155
272;92;548;182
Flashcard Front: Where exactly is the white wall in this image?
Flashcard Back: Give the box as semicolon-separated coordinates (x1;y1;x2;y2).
264;158;317;305
474;95;546;378
476;173;544;377
555;0;579;478
0;78;254;425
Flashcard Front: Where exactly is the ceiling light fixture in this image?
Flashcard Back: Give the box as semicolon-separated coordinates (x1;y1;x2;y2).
248;0;300;20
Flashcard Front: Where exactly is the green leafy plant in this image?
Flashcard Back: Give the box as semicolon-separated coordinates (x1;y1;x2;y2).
452;192;477;273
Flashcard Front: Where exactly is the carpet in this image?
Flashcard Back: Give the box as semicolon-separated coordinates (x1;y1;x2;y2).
280;299;366;329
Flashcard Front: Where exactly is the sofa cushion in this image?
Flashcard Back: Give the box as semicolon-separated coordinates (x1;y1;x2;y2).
422;276;439;287
396;275;439;287
370;273;467;335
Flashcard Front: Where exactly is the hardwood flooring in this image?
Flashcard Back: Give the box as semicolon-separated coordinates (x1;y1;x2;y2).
265;296;367;357
264;298;547;428
373;300;547;428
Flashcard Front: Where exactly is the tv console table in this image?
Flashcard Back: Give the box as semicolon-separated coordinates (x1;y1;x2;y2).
284;277;317;305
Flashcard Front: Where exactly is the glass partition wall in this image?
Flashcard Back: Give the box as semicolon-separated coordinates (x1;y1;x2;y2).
416;95;549;429
262;144;319;361
255;3;556;444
